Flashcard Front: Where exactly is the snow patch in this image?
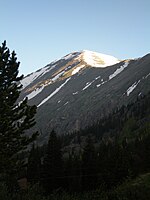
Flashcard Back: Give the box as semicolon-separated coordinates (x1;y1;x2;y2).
127;80;140;96
39;64;56;78
73;91;78;95
64;101;69;105
52;70;65;81
25;81;52;100
82;82;92;90
95;76;101;80
82;75;102;90
138;92;142;96
26;86;45;100
65;65;72;70
145;73;150;79
109;61;129;80
96;81;107;88
37;78;71;107
63;53;76;60
21;65;55;90
72;65;85;75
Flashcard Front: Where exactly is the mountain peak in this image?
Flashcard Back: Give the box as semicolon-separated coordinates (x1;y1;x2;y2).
19;51;150;139
61;50;120;68
79;50;120;68
20;50;121;90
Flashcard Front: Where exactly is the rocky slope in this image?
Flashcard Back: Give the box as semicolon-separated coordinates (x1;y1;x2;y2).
19;50;150;143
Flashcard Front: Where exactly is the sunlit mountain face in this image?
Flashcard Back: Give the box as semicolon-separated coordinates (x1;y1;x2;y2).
19;51;150;144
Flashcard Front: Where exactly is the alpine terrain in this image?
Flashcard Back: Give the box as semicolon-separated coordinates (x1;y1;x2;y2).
19;50;150;143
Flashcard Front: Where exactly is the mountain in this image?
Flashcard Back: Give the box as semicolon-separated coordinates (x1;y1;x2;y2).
19;50;150;143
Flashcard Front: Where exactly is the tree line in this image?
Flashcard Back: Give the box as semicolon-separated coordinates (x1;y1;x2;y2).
27;91;150;194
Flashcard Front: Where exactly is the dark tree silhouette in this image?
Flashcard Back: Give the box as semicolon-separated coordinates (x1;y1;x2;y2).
0;41;38;175
42;130;63;193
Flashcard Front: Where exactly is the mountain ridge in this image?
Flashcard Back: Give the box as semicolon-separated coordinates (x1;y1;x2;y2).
19;50;150;143
21;50;121;90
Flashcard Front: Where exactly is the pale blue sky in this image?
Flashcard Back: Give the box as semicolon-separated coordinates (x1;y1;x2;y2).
0;0;149;75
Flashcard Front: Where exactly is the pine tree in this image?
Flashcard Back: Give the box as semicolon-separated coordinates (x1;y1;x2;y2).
64;151;82;192
0;41;38;175
42;130;63;194
81;135;97;191
27;144;41;183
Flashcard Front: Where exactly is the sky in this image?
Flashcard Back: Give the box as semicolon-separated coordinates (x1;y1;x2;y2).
0;0;150;76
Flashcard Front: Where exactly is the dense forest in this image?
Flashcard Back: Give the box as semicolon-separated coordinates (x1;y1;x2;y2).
25;92;150;194
0;41;150;199
2;91;150;200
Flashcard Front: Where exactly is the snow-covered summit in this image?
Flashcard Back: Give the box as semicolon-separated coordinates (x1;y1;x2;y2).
78;50;120;67
61;50;120;68
20;50;120;90
19;50;150;139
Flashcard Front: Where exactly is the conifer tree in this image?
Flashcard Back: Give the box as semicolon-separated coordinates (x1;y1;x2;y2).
64;152;82;192
27;144;41;183
81;135;97;190
42;130;63;193
0;41;37;175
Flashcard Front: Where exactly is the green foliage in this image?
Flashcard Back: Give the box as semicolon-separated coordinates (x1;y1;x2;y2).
1;173;150;200
0;41;38;175
110;173;150;200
